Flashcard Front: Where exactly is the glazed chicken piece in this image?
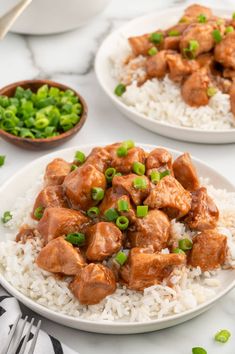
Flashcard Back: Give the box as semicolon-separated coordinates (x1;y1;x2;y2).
112;174;150;205
145;147;173;177
196;53;214;69
229;81;235;116
214;32;235;70
189;230;227;271
144;175;191;219
128;34;156;56
181;4;213;22
163;36;181;51
44;158;71;187
184;187;219;231
166;23;189;36
127;210;170;252
36;236;86;275
37;207;88;244
106;143;146;175
181;68;210;107
223;68;235;79
146;50;171;79
63;164;106;210
120;247;186;291
167;53;199;83
32;185;68;220
173;153;200;191
70;263;116;305
84;147;111;173
85;222;122;261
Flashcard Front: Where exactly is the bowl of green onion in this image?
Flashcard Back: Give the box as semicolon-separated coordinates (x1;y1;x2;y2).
0;80;87;150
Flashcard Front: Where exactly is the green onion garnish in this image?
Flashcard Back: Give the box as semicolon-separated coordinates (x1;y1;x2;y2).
91;187;105;201
34;206;44;220
160;170;170;179
117;199;129;212
65;232;85;246
114;83;126;97
132;161;145;176
104;208;119;221
214;329;231;343
0;155;5;167
207;87;217;97
148;47;158;56
150;170;161;184
136;205;148;218
115;251;128;265
74;150;85;164
70;164;78;171
168;30;180;36
117;145;128;157
173;248;185;255
149;32;163;44
183;40;199;59
123;140;135;149
133;177;147;189
212;29;222;43
179;238;193;251
1;211;12;224
116;216;129;230
105;167;116;182
87;206;100;218
226;26;234;33
192;348;207;354
197;14;207;23
233;12;235;20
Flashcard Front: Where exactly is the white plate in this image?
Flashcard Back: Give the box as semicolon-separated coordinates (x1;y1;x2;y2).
95;6;235;144
0;144;235;334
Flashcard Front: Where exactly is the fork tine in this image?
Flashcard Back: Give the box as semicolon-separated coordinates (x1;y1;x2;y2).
2;314;21;354
18;317;35;354
10;316;28;354
28;320;41;354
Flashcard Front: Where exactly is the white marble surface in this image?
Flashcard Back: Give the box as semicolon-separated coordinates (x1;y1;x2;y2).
1;0;235;353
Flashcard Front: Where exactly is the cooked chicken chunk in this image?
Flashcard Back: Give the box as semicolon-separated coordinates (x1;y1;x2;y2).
44;158;71;187
182;4;213;22
85;222;122;261
144;175;191;218
214;32;235;70
196;53;214;69
36;236;86;275
145;147;173;176
229;80;235;116
166;23;189;36
32;185;68;220
181;68;210;107
173;153;200;191
189;230;227;271
120;247;186;291
112;174;150;205
184;187;219;231
127;210;170;251
84;147;111;173
128;34;156;56
167;53;199;83
37;207;88;244
63;164;106;210
70;263;116;305
146;50;170;79
163;36;181;51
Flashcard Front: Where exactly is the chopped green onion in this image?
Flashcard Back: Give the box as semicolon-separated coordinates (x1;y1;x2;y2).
105;167;116;182
207;87;217;97
150;170;161;184
197;14;207;23
226;26;234;33
117;199;129;212
149;32;163;44
65;232;85;246
123;140;135;149
87;206;100;218
115;172;122;177
34;117;49;129
114;83;126;97
117;145;128;157
173;248;185;255
179;238;193;251
34;206;44;220
212;29;222;43
214;329;231;343
116;216;129;230
133;177;147;189
148;47;158;56
132;161;145;176
233;12;235;20
1;211;12;224
179;17;188;23
192;348;207;354
168;30;180;36
104;208;119;221
183;40;199;59
91;187;105;201
136;205;148;218
74;150;85;164
71;164;78;171
0;155;5;167
160;170;170;179
115;251;128;265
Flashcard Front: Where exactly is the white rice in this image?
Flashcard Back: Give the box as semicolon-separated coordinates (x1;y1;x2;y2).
110;36;235;130
1;178;235;323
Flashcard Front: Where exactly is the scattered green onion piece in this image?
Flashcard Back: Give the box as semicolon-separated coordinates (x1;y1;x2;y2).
1;211;12;224
116;216;129;230
150;170;161;184
173;248;185;255
160;169;170;179
148;47;158;56
34;206;44;220
226;26;234;33
183;40;199;59
87;207;100;218
105;167;116;182
117;145;128;157
122;139;135;150
132;161;145;176
197;14;207;23
168;29;180;36
104;208;119;221
233;12;235;20
117;199;129;212
115;172;122;177
71;164;78;171
115;251;128;265
212;29;222;43
214;329;231;343
65;232;85;246
91;187;105;201
149;32;163;44
192;348;207;354
179;238;193;251
207;87;217;97
0;155;5;167
74;150;85;164
136;205;148;218
133;177;147;189
179;17;188;23
114;83;126;97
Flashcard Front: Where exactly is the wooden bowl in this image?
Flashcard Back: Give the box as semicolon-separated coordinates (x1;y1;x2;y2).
0;80;88;150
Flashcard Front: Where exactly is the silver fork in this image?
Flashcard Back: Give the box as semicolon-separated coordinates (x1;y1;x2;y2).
2;314;41;354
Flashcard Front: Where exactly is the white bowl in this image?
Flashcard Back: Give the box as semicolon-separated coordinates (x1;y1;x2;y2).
95;6;235;144
0;144;235;334
2;0;111;35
